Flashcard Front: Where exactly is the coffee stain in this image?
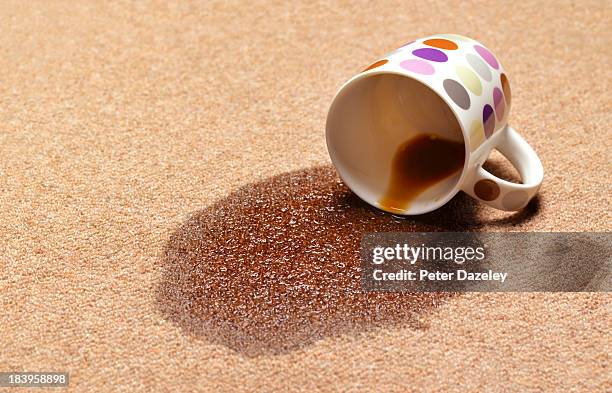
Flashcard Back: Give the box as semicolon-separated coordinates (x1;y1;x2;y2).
379;134;465;213
156;165;540;357
157;166;469;357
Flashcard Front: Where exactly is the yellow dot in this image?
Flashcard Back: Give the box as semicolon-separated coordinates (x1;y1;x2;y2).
456;65;482;95
437;34;471;42
470;120;485;151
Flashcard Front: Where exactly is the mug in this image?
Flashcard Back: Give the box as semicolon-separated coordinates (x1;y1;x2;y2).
326;34;543;215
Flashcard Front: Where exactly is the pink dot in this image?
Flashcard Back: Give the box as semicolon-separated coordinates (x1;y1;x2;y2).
400;59;435;75
493;87;505;120
474;45;499;69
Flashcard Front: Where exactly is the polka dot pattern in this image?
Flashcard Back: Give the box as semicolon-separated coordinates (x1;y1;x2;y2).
443;79;470;109
466;53;492;81
412;48;448;62
474;45;499;69
469;120;485;151
436;34;470;42
502;190;530;210
381;35;528;211
483;104;495;138
474;179;500;201
501;73;511;108
423;38;458;50
400;59;435;75
363;59;388;71
390;35;512;153
455;65;482;95
493;87;505;120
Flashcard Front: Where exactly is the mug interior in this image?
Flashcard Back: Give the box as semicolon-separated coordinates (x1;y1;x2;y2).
326;72;468;215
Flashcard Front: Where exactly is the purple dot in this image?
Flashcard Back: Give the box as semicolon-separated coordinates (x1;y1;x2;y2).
412;48;448;62
483;104;495;138
474;45;499;69
400;59;435;75
493;87;505;120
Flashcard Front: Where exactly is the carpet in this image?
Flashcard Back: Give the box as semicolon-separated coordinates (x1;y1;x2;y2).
0;1;610;391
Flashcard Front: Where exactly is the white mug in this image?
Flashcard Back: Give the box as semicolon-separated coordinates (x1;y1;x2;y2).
326;34;543;215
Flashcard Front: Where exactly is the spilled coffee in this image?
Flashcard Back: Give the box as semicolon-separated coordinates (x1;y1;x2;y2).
379;134;465;213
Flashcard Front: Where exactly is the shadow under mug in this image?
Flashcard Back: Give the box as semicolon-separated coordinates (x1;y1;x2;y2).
326;34;543;215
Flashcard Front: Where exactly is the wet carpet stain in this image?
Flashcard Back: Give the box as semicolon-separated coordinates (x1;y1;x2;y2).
156;165;537;356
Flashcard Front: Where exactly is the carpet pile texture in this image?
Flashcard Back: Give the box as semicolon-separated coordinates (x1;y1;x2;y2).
0;1;609;391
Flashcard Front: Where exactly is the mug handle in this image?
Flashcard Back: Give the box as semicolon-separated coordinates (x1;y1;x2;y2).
462;126;543;211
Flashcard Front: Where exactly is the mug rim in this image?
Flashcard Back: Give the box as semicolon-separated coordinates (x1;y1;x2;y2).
326;68;471;215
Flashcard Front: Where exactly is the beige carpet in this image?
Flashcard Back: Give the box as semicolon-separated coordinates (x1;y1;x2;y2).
0;1;610;391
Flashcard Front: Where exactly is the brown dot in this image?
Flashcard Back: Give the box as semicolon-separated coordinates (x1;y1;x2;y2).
474;179;500;201
423;38;458;50
363;59;388;72
502;190;529;210
500;73;511;108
